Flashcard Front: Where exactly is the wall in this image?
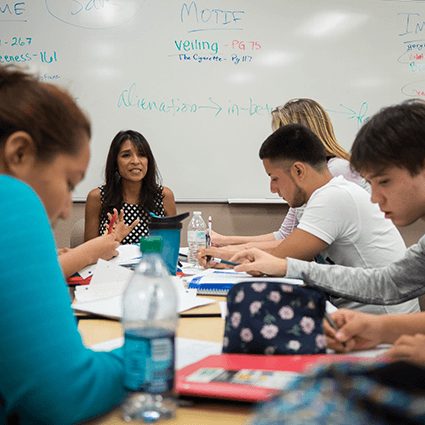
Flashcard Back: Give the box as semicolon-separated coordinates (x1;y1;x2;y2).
54;201;425;249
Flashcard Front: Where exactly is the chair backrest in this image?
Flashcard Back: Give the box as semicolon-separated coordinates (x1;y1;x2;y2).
70;218;85;248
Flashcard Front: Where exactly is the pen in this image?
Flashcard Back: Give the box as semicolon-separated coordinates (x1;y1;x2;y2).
206;216;212;267
324;311;346;348
108;211;117;234
212;257;240;267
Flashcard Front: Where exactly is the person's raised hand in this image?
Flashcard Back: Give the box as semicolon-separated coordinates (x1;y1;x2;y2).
108;208;140;242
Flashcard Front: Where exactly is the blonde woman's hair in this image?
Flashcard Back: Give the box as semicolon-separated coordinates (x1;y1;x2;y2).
271;98;350;161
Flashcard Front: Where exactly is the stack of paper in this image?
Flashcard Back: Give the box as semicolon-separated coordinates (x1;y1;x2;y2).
72;258;215;319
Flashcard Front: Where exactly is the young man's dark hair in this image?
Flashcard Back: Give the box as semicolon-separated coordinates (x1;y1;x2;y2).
259;123;327;171
351;99;425;176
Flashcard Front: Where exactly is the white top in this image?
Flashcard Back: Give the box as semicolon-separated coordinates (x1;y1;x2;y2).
273;157;370;240
297;176;419;314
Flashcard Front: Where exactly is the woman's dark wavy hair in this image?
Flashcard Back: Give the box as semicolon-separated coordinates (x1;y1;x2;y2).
351;99;425;176
101;130;163;217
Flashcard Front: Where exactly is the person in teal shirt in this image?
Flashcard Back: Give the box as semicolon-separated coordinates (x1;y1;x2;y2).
0;65;124;424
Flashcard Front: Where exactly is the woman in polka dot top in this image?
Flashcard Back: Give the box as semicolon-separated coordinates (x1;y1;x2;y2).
84;130;176;244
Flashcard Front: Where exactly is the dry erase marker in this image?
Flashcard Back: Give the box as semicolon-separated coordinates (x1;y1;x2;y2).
212;257;240;267
108;211;117;234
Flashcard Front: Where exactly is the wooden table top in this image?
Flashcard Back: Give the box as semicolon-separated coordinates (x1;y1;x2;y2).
77;296;253;425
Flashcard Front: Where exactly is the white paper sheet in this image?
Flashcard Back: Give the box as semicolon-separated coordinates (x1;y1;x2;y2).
73;292;215;319
89;336;223;370
75;259;134;302
77;244;142;279
73;258;216;318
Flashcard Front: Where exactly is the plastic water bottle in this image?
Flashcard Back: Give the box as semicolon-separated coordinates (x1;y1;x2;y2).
121;236;179;423
187;211;207;266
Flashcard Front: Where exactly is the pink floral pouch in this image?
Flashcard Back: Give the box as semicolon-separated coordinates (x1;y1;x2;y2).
222;281;327;355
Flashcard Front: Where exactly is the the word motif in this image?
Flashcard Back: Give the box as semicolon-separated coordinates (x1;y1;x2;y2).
181;1;244;32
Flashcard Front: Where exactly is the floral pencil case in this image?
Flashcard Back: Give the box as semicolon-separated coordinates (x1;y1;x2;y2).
222;280;327;355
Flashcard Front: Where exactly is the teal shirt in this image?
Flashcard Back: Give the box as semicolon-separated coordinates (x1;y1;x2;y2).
0;176;125;424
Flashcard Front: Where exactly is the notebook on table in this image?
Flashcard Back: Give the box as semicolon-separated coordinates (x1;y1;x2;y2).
176;353;365;402
187;271;304;295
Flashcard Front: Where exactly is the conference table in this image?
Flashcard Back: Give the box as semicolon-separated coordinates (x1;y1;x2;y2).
78;296;254;425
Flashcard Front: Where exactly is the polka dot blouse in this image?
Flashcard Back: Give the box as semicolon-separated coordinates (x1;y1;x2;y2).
98;185;165;244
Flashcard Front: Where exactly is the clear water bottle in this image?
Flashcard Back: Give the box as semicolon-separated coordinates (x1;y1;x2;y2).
121;236;179;423
187;211;207;266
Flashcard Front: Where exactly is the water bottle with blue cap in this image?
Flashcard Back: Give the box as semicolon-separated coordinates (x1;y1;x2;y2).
121;236;179;423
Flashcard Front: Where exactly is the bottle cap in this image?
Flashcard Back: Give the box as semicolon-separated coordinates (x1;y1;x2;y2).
139;236;163;253
193;211;201;215
149;212;190;230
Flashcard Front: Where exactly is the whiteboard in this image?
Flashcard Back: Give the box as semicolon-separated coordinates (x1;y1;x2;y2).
4;0;425;201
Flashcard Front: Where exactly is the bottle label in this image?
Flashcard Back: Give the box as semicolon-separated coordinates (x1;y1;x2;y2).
188;230;207;244
124;329;175;393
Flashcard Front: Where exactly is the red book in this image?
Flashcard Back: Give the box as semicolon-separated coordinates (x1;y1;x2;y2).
176;353;370;402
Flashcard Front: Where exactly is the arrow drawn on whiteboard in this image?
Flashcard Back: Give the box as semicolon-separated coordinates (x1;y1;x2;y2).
197;97;223;116
326;102;369;129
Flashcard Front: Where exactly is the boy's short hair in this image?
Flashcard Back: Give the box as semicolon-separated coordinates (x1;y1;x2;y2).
259;123;327;170
351;99;425;176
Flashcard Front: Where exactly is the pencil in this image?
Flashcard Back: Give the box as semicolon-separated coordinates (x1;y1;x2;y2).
212;257;240;266
324;311;346;348
108;211;117;234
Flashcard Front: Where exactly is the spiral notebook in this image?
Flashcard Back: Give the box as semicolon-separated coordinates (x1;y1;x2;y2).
187;271;304;295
